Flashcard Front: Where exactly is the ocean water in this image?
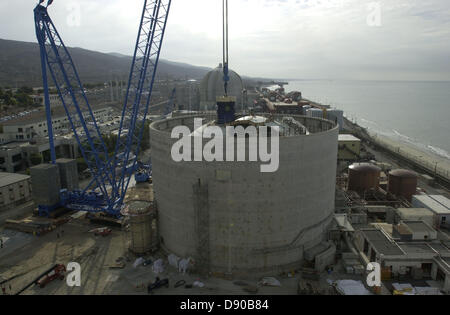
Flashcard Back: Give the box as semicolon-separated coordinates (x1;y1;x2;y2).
284;80;450;160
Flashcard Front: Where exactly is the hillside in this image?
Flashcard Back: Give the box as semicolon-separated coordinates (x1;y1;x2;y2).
0;38;212;87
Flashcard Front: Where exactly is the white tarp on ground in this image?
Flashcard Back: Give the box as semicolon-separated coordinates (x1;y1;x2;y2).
168;254;180;269
133;257;145;268
193;281;204;288
335;280;372;295
259;277;281;287
152;259;164;274
178;257;192;274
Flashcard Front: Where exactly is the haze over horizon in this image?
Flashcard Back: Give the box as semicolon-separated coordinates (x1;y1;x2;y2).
1;0;449;81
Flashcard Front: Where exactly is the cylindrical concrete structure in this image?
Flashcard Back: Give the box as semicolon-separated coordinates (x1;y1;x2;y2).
348;163;381;195
150;114;338;275
388;169;418;202
127;200;157;255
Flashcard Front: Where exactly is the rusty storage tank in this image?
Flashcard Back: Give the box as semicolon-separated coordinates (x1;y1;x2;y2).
348;163;381;194
388;169;418;202
127;201;158;255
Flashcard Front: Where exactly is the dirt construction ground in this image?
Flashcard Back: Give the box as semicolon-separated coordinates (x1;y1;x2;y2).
1;211;371;296
0;215;302;295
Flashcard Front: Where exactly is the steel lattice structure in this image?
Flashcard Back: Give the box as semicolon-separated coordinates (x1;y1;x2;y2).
33;0;171;216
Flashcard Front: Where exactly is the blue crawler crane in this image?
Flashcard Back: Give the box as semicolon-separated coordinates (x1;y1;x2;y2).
34;0;171;217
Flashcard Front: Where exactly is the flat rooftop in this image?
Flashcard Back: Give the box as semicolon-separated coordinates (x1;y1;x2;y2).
339;134;361;142
0;142;28;150
398;243;450;257
413;195;450;215
0;172;30;188
396;208;433;217
403;221;436;234
399;244;436;255
1;104;111;127
362;229;404;256
430;195;450;209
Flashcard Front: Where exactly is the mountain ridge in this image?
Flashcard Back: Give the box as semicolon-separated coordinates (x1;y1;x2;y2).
0;38;213;87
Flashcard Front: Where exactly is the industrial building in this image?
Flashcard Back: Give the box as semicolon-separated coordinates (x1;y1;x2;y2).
0;137;79;173
412;195;450;229
150;113;339;275
0;105;113;144
393;208;435;228
0;172;32;211
338;134;361;161
354;223;450;293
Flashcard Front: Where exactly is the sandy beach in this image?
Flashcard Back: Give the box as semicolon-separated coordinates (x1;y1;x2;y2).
369;133;450;181
340;114;450;183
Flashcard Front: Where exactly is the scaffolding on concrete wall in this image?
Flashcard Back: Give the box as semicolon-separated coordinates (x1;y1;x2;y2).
193;179;210;275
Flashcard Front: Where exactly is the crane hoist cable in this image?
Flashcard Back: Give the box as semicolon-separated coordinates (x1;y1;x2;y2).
222;0;230;96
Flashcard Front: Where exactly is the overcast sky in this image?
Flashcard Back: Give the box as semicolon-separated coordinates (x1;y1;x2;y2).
1;0;449;80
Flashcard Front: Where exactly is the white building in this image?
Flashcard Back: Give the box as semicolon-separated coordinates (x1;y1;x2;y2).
412;195;450;229
0;172;32;211
0;105;113;144
30;94;63;108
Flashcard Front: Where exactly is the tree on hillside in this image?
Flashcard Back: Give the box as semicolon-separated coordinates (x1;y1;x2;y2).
14;92;33;107
17;86;33;95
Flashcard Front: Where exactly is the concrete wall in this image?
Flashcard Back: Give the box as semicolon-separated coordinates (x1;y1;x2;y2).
150;114;338;275
0;147;23;173
56;158;79;191
315;243;337;272
0;176;32;211
30;164;61;206
338;139;361;161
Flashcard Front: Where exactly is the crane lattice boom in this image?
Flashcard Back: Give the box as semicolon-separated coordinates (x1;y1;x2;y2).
34;0;171;216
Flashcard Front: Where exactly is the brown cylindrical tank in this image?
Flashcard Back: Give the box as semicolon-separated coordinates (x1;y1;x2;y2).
348;163;381;195
127;200;158;255
388;169;418;202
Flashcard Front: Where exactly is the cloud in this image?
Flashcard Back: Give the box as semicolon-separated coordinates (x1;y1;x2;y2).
0;0;449;80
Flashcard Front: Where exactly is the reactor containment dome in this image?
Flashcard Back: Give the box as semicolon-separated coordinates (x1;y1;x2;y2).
200;64;243;111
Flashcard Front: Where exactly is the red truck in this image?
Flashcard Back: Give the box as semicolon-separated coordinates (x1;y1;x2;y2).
37;264;66;288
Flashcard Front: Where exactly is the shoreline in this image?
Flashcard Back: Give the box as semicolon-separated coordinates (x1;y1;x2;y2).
302;98;450;185
343;116;450;186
